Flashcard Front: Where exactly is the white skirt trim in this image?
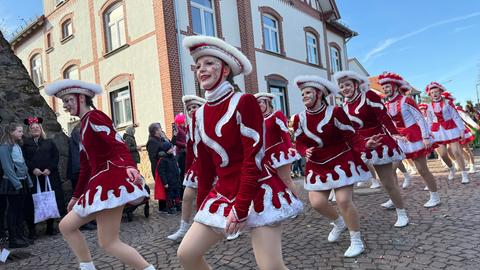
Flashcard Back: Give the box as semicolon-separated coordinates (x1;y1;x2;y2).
361;145;405;165
432;126;462;143
270;150;301;168
396;139;425;154
183;170;198;189
304;161;372;191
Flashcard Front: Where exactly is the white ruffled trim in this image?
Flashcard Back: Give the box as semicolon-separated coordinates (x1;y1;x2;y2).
194;194;230;229
361;145;405;165
432;126;462;144
270;150;301;168
183;170;198;189
73;179;149;218
304;161;372;191
247;184;303;228
396;139;425;155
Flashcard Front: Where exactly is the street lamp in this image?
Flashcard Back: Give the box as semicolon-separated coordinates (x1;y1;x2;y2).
476;82;480;107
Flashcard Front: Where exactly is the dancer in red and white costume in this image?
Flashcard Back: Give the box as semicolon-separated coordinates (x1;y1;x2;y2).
454;104;478;173
177;36;303;270
46;80;153;270
292;75;381;257
425;82;470;183
167;95;206;241
254;92;301;195
380;72;441;208
333;71;409;227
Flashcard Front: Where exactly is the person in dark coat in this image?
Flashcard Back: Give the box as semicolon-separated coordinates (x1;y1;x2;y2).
157;142;182;214
22;117;66;237
146;123;168;212
123;125;141;164
171;114;187;189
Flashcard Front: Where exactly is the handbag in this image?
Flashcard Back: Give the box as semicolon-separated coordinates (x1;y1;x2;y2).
32;176;60;223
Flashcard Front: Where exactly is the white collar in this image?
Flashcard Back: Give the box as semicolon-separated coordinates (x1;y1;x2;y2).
205;81;234;103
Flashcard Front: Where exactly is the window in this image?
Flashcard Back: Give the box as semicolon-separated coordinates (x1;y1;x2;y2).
306;32;318;64
55;0;64;6
62;19;73;39
104;2;126;52
63;65;79;80
110;86;133;127
262;15;279;53
330;46;342;73
269;85;288;116
30;54;43;87
46;33;52;48
190;0;215;36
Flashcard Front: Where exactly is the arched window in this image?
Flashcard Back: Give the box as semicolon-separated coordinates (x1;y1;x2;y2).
306;32;318;64
63;65;79;80
259;7;285;55
61;19;73;39
265;74;289;116
30;54;43;87
190;0;216;36
330;45;342;73
104;2;126;52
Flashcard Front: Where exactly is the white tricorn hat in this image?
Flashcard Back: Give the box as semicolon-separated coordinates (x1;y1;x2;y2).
182;95;206;106
45;79;102;98
294;75;339;96
182;35;252;76
332;71;369;91
254;92;276;101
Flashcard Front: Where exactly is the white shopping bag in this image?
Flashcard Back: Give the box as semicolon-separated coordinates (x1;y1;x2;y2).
32;176;60;224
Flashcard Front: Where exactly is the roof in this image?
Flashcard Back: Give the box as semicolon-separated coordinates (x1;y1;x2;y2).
348;58;369;76
369;76;421;95
326;20;358;39
9;15;45;48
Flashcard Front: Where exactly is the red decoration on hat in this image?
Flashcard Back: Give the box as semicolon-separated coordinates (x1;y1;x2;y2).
24;117;43;126
425;82;445;94
441;91;455;101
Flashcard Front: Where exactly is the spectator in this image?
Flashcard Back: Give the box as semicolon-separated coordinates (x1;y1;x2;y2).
0;123;33;248
172;114;187;187
123;125;141;164
146;123;168;212
157;142;182;215
22;117;66;238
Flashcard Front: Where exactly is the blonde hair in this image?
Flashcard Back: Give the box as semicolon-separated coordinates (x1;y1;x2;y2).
28;123;47;139
1;123;23;145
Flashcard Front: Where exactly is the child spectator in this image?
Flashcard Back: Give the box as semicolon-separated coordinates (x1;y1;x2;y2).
157;142;182;214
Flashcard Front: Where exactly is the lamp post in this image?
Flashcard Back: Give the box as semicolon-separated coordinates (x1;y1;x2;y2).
476;82;480;108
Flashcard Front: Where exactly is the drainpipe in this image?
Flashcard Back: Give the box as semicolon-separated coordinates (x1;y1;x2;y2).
173;0;186;99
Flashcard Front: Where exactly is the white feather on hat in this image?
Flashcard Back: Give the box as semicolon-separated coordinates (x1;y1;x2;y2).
45;79;102;98
294;75;339;96
254;92;276;100
182;95;206;106
332;71;369;91
182;35;252;76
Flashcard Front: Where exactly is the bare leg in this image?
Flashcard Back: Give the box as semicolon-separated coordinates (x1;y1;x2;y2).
308;191;339;220
177;222;224;270
58;211;96;262
450;142;466;171
251;225;288;270
277;164;297;196
374;163;405;209
437;145;453;167
334;185;359;231
413;157;437;192
96;206;150;269
463;144;475;165
181;188;196;223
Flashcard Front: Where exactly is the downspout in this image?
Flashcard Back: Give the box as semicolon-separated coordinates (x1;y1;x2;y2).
173;0;186;99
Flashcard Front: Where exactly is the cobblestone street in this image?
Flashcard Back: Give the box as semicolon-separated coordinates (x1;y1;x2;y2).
1;155;479;270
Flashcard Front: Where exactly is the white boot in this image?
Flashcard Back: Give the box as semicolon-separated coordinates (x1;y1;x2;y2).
468;164;476;174
381;199;395;209
167;220;190;241
143;265;156;270
394;209;409;227
79;262;96;270
423;186;429;191
328;190;336;202
423;192;441;208
447;166;456;180
461;171;470;184
327;216;347;242
402;172;411;189
344;231;365;257
226;231;241;241
370;178;381;189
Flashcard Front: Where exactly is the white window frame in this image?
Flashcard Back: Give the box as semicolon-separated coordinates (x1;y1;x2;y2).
104;2;126;52
306;32;318;64
262;14;280;53
30;54;43;87
55;0;64;7
330;46;342;73
269;85;288;116
110;83;133;128
62;20;73;39
190;0;216;36
63;65;79;80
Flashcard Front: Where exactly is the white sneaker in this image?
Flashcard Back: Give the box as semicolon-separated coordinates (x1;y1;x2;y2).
461;171;470;184
448;167;456;180
143;266;156;270
423;186;429;191
423;192;441;208
402;173;411;189
167;220;190;241
344;231;364;257
327;218;347;242
394;209;409;227
381;199;395;209
370;178;381;189
79;262;96;270
226;231;241;240
356;181;367;187
328;190;336;202
468;164;477;174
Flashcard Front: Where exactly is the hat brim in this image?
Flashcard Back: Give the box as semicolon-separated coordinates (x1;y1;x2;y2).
45;79;102;98
333;71;369;91
294;75;339;96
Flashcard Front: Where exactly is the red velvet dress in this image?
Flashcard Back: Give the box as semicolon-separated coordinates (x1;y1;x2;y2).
264;110;300;168
183;123;199;189
293;104;372;190
73;110;149;217
426;100;465;145
343;90;404;165
192;83;302;229
385;94;433;159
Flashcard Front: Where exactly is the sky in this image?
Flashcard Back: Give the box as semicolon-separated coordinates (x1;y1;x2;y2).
1;0;479;105
337;0;480;106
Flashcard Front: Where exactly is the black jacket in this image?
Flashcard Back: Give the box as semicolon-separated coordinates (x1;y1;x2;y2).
123;133;141;164
146;136;168;177
67;125;81;179
22;137;59;174
157;154;181;188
